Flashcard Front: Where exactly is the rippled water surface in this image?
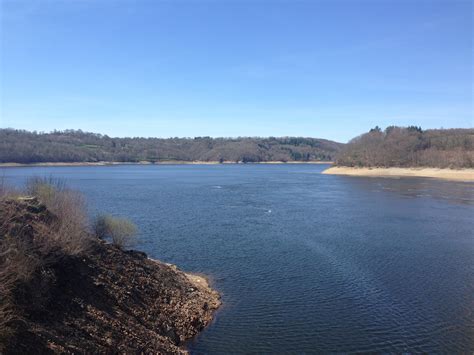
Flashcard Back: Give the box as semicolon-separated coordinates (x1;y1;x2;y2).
4;164;474;353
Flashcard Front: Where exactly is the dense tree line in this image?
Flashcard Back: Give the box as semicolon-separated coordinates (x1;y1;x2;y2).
0;129;342;164
336;126;474;168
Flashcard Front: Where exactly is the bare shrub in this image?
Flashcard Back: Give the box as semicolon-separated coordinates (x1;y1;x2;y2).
25;177;91;255
48;190;91;255
93;214;137;249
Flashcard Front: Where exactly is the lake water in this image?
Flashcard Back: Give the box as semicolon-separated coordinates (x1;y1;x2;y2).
3;164;474;353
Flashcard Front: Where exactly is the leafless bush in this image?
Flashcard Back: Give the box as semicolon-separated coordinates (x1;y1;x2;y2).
25;177;91;255
93;214;137;249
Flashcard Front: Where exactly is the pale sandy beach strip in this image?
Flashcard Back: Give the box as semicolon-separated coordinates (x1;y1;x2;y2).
322;166;474;182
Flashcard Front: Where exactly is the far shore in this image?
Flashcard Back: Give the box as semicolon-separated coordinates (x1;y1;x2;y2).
0;160;333;167
322;166;474;182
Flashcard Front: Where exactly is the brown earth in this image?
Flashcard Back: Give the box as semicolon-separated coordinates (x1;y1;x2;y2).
0;198;220;354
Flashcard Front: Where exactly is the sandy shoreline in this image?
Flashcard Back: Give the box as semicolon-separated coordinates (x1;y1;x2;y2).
0;160;332;167
322;166;474;182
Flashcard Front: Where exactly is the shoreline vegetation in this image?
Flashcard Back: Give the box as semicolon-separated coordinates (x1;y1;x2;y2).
322;166;474;181
324;126;473;181
0;179;220;353
0;129;341;164
335;126;473;169
2;126;472;182
0;160;333;167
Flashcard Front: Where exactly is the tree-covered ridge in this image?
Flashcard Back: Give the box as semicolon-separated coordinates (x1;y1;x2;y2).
336;126;474;168
0;129;342;164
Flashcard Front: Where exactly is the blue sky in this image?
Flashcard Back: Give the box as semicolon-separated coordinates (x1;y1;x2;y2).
0;0;472;142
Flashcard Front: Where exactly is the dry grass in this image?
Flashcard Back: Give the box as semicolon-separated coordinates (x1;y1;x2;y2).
26;177;91;255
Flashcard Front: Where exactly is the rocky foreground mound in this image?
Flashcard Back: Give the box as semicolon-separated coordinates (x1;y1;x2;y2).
0;198;220;354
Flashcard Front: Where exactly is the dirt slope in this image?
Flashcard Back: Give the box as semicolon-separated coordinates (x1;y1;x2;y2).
1;198;220;354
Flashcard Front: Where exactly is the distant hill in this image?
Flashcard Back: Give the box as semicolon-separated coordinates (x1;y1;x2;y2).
0;129;343;164
335;126;474;169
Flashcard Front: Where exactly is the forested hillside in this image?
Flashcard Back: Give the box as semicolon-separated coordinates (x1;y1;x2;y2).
0;129;342;164
336;126;474;168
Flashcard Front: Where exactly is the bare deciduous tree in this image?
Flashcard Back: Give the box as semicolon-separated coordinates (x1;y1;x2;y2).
336;127;473;168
